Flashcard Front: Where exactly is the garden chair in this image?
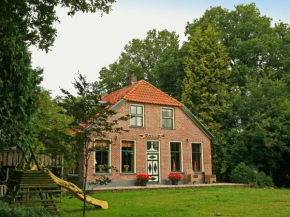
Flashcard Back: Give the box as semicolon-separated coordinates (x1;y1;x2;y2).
205;172;216;184
186;169;199;184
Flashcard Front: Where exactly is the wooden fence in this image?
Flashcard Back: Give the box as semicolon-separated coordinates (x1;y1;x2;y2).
0;184;7;197
0;150;63;167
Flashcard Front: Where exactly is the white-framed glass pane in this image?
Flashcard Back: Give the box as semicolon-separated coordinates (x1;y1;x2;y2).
130;106;136;114
130;116;136;126
137;106;143;115
136;116;142;126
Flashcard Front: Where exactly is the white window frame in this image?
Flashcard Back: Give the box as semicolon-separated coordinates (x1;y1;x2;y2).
120;139;136;174
130;104;144;127
94;139;112;174
169;141;183;172
161;107;174;129
191;142;204;172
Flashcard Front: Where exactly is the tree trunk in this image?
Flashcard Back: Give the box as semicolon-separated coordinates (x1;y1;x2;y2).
83;147;89;217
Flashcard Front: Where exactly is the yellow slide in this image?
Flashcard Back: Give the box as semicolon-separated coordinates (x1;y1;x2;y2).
47;170;108;209
31;165;108;209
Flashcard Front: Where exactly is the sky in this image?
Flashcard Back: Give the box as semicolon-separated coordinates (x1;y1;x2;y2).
30;0;290;97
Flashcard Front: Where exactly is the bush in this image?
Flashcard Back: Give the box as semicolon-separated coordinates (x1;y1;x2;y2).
230;162;255;184
257;171;274;188
0;200;57;217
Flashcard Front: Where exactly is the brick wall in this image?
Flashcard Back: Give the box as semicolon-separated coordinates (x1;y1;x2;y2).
78;101;212;186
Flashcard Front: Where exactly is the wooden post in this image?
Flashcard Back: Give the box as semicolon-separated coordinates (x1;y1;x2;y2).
60;155;64;202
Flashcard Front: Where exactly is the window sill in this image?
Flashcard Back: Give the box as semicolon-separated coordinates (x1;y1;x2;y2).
162;127;175;130
193;171;203;174
170;171;184;174
120;172;136;175
129;126;145;128
94;173;111;176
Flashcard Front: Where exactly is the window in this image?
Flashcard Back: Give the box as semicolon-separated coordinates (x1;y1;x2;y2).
170;142;181;172
95;140;110;173
68;154;79;175
68;163;79;175
121;141;135;173
130;105;143;127
192;143;202;172
162;108;174;128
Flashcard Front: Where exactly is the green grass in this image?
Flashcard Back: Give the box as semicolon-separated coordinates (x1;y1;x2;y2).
57;187;290;217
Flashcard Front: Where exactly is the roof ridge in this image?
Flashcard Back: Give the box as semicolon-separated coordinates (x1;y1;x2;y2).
134;80;183;106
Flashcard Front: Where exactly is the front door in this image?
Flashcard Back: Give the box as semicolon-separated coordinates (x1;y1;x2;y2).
146;141;159;183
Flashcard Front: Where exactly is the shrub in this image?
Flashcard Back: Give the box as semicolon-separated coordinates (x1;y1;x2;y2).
257;171;274;188
0;200;57;217
230;163;255;184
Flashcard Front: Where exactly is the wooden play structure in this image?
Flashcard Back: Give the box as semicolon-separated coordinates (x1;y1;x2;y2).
1;146;108;210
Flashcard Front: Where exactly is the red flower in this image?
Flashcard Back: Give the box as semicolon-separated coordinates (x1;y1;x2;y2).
136;174;152;183
168;173;183;181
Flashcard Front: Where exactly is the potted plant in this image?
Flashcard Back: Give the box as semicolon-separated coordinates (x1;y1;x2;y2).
168;173;183;185
136;174;152;186
123;164;130;172
98;164;105;172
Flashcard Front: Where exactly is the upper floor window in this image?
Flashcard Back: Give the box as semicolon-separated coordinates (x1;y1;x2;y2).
130;105;143;127
162;108;174;129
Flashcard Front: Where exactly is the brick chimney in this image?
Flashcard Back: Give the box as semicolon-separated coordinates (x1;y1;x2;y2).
127;74;137;86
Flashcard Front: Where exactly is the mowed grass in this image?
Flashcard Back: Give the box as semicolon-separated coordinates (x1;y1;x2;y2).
57;187;290;217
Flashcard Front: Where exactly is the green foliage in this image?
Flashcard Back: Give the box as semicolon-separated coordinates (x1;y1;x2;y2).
99;29;183;99
32;89;74;160
182;25;231;135
0;36;43;148
0;201;56;217
230;163;255;184
257;171;274;188
233;78;290;176
0;0;116;52
184;3;290;187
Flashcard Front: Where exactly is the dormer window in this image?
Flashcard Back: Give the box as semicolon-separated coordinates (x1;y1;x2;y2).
130;105;144;127
162;108;174;129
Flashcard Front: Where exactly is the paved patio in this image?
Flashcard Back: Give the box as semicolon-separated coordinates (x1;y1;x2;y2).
94;183;250;192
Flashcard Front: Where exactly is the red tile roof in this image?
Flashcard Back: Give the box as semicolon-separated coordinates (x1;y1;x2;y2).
102;80;184;107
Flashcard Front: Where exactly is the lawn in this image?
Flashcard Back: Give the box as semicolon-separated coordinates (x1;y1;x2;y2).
57;187;290;217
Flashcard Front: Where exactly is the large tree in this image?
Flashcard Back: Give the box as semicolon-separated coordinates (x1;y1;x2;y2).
0;0;115;148
185;3;290;89
232;78;290;179
0;37;43;148
98;29;183;98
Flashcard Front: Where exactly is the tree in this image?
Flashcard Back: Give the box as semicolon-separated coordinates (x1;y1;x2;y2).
59;74;128;217
182;25;231;135
232;78;290;178
0;0;115;148
0;37;43;148
31;89;74;160
98;29;183;98
0;0;116;52
185;3;289;89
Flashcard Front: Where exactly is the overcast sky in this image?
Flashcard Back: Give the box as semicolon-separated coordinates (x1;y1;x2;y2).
30;0;290;97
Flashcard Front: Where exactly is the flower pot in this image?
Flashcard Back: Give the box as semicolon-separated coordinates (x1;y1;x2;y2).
171;180;179;185
139;180;147;186
99;167;103;172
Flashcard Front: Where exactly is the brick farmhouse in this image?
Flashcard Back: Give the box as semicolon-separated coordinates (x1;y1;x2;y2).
67;77;214;187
